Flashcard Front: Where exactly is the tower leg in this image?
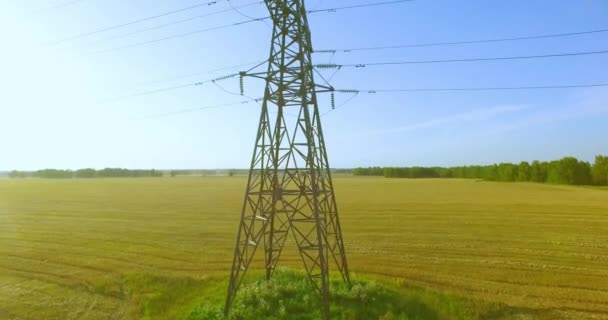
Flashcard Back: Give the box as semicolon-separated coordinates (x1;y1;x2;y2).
224;101;273;315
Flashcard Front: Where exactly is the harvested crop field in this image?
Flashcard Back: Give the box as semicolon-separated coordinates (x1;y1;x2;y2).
0;177;607;319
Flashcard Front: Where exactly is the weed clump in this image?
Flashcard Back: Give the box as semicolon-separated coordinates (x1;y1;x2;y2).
186;270;439;320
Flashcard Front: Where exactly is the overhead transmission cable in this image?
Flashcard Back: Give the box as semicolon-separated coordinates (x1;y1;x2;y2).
227;0;272;29
315;28;608;53
101;71;243;104
88;17;270;55
307;0;413;14
141;59;265;86
86;0;413;55
108;59;266;104
321;92;359;117
140;60;269;118
321;83;608;94
104;1;264;42
138;99;261;119
35;0;86;12
139;82;608;120
48;0;230;45
318;83;608;117
314;49;608;69
140;61;266;120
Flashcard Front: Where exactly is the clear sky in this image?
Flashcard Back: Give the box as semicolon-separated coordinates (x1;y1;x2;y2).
1;0;607;170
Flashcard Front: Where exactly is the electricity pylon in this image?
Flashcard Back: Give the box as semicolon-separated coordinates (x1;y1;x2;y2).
224;0;350;319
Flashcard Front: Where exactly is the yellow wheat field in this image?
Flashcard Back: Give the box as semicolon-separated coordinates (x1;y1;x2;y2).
0;177;607;319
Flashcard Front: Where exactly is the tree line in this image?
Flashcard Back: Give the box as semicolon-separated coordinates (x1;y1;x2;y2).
7;168;355;179
9;168;163;179
353;155;608;186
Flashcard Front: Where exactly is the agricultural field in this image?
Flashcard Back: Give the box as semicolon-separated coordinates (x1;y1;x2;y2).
0;177;607;320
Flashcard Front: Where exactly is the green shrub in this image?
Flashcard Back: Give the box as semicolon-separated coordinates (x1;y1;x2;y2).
186;270;454;320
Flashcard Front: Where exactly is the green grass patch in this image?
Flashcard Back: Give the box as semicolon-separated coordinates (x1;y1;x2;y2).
185;269;478;320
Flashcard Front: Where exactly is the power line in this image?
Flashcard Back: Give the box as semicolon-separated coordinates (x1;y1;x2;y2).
314;28;608;53
136;81;608;119
139;82;608;119
128;81;608;113
140;59;265;86
48;0;228;45
40;0;86;11
104;1;264;42
320;83;608;117
227;0;272;29
307;0;413;14
212;78;263;103
88;17;269;55
138;99;261;119
321;91;359;117
140;64;267;119
101;83;197;104
86;0;413;55
101;72;240;104
29;0;87;14
314;49;608;68
324;83;608;94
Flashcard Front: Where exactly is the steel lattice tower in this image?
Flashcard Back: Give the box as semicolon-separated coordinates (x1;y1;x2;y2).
224;0;350;318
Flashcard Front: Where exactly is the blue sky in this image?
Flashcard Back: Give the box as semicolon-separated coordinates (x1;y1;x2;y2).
0;0;606;170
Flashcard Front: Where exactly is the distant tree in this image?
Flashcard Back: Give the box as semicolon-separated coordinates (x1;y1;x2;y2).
517;161;531;182
482;165;498;181
529;161;546;183
383;167;393;178
352;167;363;176
332;168;352;174
354;156;603;186
8;170;27;178
575;161;592;185
437;168;453;178
33;169;72;179
75;168;96;178
93;168;163;178
592;155;608;186
559;157;579;185
353;167;384;176
451;167;465;178
497;163;518;182
462;166;480;179
408;167;439;178
353;157;604;186
150;169;163;177
546;157;591;185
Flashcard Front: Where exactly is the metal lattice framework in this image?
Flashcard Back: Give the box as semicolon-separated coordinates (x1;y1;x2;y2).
224;0;350;318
